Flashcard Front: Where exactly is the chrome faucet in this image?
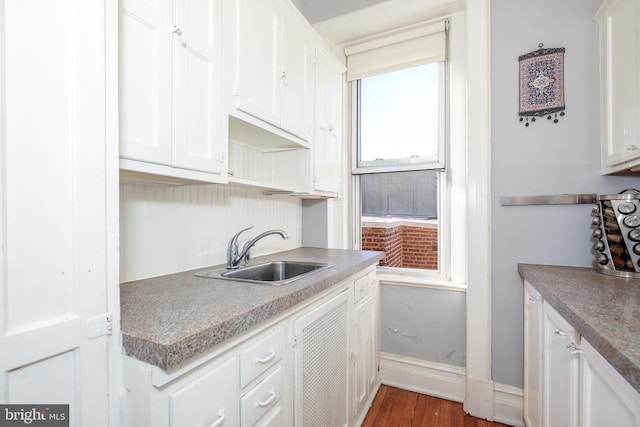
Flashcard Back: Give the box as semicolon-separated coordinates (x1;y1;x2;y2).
226;226;288;269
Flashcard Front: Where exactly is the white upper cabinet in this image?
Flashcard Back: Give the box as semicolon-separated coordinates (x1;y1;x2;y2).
596;0;640;174
234;0;314;144
312;47;344;196
173;0;225;173
119;0;227;182
280;9;315;142
119;0;173;165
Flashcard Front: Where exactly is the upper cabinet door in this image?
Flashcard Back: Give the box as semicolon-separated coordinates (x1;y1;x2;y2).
280;9;314;141
313;48;344;196
597;0;640;173
119;0;173;165
173;0;225;174
235;0;281;127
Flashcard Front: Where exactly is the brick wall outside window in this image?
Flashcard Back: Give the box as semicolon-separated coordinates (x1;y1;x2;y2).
361;222;438;270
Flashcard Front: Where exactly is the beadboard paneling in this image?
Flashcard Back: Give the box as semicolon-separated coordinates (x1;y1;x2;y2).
120;183;302;282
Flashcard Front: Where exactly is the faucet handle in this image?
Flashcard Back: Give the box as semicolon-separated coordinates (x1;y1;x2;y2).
227;226;253;269
228;226;253;248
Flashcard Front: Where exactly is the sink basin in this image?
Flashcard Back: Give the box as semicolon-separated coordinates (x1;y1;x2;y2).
196;261;332;285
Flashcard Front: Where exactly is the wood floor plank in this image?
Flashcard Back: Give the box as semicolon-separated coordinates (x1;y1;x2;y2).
369;386;405;426
438;398;454;426
412;392;441;426
362;385;514;427
361;385;388;427
450;401;465;426
464;413;479;427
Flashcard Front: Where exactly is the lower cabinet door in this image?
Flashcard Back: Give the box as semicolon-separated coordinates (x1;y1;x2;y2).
580;339;640;427
168;356;238;427
543;302;579;427
293;288;351;427
523;281;543;427
354;297;376;417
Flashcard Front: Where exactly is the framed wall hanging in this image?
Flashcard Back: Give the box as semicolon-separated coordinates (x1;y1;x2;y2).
518;43;566;127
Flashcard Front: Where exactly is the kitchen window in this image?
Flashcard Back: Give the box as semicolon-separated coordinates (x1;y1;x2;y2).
347;19;464;283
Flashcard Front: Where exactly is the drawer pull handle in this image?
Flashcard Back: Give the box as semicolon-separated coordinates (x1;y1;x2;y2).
255;350;276;364
209;409;226;427
255;390;277;408
554;329;567;338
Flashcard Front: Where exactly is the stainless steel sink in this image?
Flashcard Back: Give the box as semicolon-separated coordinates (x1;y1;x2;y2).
196;261;332;285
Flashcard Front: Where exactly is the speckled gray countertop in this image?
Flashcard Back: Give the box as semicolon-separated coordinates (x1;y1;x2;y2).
518;264;640;393
121;248;383;370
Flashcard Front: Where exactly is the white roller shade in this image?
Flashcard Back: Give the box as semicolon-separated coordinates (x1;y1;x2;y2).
345;21;447;81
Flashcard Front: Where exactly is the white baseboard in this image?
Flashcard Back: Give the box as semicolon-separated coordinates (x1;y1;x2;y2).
493;383;524;427
379;352;466;402
378;352;523;426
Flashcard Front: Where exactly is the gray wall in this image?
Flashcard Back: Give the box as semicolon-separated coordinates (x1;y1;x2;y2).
491;0;639;388
381;285;466;366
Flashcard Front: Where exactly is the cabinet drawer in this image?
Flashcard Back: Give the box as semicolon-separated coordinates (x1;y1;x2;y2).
254;405;284;427
240;327;285;388
241;366;283;426
354;271;377;305
169;356;238;427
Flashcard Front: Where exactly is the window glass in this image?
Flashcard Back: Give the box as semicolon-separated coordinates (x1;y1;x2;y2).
356;63;444;173
354;60;446;273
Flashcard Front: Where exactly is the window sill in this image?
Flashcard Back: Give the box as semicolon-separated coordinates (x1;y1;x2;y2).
376;268;467;292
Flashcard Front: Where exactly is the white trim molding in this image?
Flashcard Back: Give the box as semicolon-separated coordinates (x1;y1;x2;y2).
464;0;493;420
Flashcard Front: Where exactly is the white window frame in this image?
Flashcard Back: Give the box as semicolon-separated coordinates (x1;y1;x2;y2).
350;13;467;290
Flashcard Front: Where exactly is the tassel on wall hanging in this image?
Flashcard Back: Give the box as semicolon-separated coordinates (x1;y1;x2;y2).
518;43;566;127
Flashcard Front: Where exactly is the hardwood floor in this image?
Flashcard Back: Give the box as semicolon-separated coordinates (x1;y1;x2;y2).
362;385;513;427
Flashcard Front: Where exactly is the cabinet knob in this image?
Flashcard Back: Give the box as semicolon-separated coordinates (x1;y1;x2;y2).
627;144;640;152
528;296;539;303
554;329;567;338
566;342;582;354
171;25;186;45
280;71;288;85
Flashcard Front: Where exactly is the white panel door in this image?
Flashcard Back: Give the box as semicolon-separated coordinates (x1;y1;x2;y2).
280;8;313;141
235;0;281;127
173;0;225;174
119;0;173;165
0;1;117;426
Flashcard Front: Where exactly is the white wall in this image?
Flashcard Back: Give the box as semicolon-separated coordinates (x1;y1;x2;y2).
491;0;640;388
298;0;385;23
120;184;302;282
